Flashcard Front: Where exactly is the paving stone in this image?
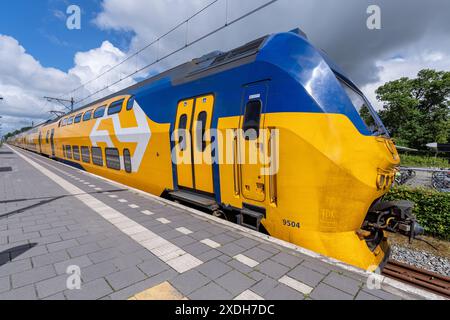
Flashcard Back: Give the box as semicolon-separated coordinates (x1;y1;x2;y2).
217;243;247;257
264;284;305;300
0;284;37;300
46;239;79;253
209;233;235;245
197;260;233;280
137;259;169;277
323;272;362;295
183;242;212;256
54;255;93;275
23;224;52;233
8;232;40;243
67;243;102;258
250;277;278;296
110;270;178;300
88;247;122;264
232;237;259;250
36;274;70;298
227;259;254;274
355;290;382;300
272;252;302;268
215;270;256;295
310;283;354;300
288;265;325;287
189;282;233;300
242;247;274;263
171;235;197;247
0;258;32;277
110;254;144;270
105;267;147;291
12;265;56;288
196;249;222;263
10;245;48;261
300;260;333;275
170;270;210;295
65;278;113;300
0;276;10;293
32;250;70;268
43;292;66;300
82;261;119;282
361;288;402;300
256;260;290;279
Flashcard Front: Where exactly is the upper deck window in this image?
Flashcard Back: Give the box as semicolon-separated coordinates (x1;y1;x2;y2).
83;110;93;121
74;114;82;124
94;106;106;119
108;100;124;115
67;117;74;125
61;118;68;126
338;79;387;137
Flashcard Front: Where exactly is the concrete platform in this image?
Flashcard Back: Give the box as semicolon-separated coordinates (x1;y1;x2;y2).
0;145;440;300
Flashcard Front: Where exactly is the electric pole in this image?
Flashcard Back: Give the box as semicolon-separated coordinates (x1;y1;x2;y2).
44;96;75;113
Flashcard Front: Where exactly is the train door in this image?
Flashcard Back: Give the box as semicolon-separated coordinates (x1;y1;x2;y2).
38;131;42;153
50;129;55;157
239;82;269;203
174;94;215;194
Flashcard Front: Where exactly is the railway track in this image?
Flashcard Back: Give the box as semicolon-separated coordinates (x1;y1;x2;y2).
382;259;450;298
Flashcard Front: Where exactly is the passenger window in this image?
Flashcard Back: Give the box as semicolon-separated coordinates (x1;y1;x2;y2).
178;114;188;152
74;114;82;124
105;148;120;170
91;147;103;166
126;97;135;110
62;145;66;158
67;117;74;125
94;106;106;119
66;145;73;159
62;118;68;126
81;146;90;163
83;110;93;121
123;149;132;173
46;131;50;143
73;146;80;161
196;111;207;152
108;100;124;115
243;100;262;140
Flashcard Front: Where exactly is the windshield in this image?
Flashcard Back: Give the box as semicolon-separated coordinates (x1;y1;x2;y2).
338;79;387;137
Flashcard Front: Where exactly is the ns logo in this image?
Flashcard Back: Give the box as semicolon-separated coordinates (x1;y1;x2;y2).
89;98;152;173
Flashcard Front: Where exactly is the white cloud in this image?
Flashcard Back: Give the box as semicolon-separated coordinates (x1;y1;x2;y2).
0;34;129;134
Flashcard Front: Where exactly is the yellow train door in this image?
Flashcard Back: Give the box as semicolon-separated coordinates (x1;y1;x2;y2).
174;95;215;194
239;82;269;203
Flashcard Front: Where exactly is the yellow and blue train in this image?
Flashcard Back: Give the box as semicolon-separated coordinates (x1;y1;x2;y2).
8;29;422;270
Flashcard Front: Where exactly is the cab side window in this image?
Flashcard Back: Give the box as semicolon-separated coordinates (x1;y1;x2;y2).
243;100;262;140
108;100;124;115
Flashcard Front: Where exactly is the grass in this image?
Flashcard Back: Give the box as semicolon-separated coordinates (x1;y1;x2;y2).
400;154;449;168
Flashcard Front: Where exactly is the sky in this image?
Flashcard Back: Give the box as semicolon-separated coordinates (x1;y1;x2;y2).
0;0;449;135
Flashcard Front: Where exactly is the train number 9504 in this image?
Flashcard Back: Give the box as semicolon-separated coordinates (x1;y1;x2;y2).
282;219;301;228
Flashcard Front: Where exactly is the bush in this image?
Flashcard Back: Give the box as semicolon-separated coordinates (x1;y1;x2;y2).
385;187;450;240
400;154;449;168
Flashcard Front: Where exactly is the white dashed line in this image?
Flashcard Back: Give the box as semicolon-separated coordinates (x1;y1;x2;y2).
233;254;259;268
11;148;203;274
278;276;313;295
141;210;154;216
157;218;171;224
88;185;96;188
118;199;128;203
95;188;102;191
234;290;264;300
129;204;139;209
176;227;193;235
109;195;118;198
200;239;221;249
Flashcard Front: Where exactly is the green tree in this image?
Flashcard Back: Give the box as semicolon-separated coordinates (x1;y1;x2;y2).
376;69;450;149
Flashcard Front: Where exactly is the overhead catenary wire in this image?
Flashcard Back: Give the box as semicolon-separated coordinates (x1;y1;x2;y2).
63;0;280;108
